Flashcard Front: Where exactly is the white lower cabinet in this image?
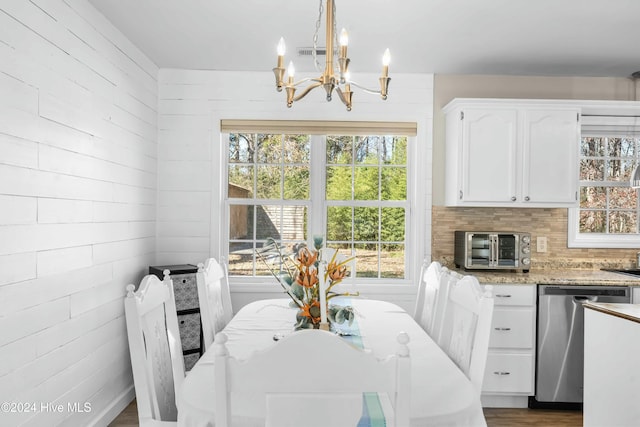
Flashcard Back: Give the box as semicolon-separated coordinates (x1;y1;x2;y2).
481;284;536;408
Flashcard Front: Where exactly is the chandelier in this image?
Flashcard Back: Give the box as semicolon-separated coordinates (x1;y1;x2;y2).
272;0;390;111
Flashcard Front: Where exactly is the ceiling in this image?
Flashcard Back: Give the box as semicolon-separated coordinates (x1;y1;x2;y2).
88;0;640;78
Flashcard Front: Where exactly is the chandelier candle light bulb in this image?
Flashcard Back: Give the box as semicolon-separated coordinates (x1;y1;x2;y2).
277;37;286;57
339;28;348;48
338;28;349;81
287;61;295;83
285;61;296;107
382;48;391;76
274;37;286;91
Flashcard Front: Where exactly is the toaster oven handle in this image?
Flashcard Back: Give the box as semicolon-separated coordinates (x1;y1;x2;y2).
490;234;497;267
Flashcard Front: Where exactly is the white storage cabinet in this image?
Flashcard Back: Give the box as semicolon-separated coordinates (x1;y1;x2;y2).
444;99;581;208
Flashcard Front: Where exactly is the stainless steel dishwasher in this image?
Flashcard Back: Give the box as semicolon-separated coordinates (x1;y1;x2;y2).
533;285;630;407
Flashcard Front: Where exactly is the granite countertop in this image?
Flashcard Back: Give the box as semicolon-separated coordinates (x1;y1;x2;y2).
451;268;640;286
584;302;640;323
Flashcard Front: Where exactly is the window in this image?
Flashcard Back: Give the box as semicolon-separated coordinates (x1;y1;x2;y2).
569;115;640;247
325;135;408;279
222;121;415;282
578;136;639;233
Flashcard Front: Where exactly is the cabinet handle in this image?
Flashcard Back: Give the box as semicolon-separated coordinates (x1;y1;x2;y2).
459;190;463;200
524;196;530;201
495;294;512;298
494;327;512;331
511;196;516;202
493;371;511;376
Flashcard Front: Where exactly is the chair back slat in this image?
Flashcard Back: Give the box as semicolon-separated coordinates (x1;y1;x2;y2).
220;256;233;325
197;257;233;351
417;261;444;335
413;259;429;322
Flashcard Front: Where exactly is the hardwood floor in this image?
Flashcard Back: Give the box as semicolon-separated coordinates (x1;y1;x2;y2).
108;400;137;427
484;407;582;426
108;400;583;426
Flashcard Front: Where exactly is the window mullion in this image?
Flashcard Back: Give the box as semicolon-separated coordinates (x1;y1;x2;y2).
309;135;325;244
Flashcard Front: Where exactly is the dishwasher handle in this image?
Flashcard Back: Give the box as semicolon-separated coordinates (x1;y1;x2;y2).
573;295;597;303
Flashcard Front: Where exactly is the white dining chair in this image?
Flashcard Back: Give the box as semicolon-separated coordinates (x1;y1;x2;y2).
196;257;233;352
413;260;444;337
213;329;411;427
412;259;429;322
124;271;185;426
431;267;459;347
438;274;494;394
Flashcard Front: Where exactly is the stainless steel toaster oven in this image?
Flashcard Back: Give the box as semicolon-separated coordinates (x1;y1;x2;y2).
454;231;531;272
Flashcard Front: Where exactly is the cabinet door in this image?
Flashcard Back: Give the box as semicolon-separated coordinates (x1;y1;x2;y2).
521;109;579;205
461;109;518;203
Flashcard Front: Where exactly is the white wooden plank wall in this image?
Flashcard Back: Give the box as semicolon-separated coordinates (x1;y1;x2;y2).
0;0;158;426
157;69;434;308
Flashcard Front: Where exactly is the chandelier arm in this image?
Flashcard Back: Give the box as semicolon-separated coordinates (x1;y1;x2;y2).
291;81;324;103
291;77;322;88
347;78;391;100
346;80;382;95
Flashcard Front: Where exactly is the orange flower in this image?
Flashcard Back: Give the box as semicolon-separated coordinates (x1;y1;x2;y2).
327;261;348;282
296;247;318;268
300;300;321;323
296;268;319;288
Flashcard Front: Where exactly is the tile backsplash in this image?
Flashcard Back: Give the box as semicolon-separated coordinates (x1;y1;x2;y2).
431;206;640;270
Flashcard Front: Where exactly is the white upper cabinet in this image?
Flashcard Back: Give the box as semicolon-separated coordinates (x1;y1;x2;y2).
444;99;581;207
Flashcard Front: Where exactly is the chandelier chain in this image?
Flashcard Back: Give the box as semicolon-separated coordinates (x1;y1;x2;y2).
332;0;339;75
312;0;323;72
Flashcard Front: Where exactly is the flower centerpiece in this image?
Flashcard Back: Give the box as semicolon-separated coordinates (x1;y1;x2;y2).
257;237;358;330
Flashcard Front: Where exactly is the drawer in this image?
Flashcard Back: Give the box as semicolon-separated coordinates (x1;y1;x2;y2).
489;308;534;349
486;284;535;307
482;353;534;394
177;313;202;351
173;273;199;310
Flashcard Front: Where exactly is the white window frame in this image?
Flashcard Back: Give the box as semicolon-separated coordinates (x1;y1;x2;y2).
569;114;640;248
219;125;419;293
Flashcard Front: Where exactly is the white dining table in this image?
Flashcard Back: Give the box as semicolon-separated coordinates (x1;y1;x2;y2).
177;298;487;427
